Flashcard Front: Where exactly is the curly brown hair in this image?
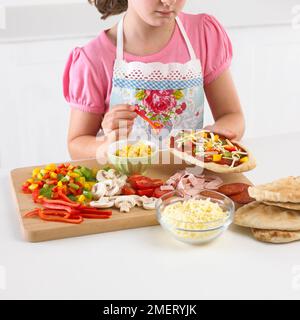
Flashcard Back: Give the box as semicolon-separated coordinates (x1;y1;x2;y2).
88;0;128;19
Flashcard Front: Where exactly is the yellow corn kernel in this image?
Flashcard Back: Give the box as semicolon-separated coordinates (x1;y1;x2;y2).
27;178;34;183
57;181;63;187
68;165;74;170
37;173;43;180
240;156;249;163
201;132;208;138
213;134;219;142
213;154;222;162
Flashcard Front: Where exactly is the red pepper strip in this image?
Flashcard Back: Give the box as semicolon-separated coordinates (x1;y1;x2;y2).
78;208;112;216
134;106;163;130
57;190;77;204
79;213;111;219
24;209;40;218
42;198;81;208
38;209;83;224
41;202;77;213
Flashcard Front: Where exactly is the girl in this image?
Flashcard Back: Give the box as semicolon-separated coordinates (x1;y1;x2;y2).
64;0;244;160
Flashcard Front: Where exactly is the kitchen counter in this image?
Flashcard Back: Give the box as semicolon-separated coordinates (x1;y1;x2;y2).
1;132;300;300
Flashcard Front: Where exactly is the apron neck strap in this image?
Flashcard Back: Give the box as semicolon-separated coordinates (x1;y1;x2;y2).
116;15;197;61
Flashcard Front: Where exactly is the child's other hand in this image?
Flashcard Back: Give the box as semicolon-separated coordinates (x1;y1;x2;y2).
102;104;137;141
203;125;237;140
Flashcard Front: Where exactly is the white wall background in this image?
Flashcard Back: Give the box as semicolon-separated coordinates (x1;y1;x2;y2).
0;0;300;169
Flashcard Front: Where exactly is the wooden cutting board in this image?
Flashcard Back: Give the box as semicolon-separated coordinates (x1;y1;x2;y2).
10;156;253;242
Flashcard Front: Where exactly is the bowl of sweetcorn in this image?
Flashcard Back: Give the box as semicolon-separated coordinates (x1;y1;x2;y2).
107;139;158;175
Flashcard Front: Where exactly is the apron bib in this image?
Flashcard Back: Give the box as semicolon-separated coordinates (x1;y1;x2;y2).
109;16;204;148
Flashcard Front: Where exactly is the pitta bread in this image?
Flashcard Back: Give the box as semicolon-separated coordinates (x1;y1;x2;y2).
263;201;300;211
171;140;256;174
251;228;300;244
234;201;300;231
248;177;300;203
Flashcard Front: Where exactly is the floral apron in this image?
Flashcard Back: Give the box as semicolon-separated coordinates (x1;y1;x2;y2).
109;15;204;148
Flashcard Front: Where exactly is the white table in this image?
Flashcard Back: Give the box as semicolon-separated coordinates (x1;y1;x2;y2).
1;133;300;300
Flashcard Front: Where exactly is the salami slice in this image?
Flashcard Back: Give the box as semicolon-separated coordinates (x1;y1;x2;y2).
230;189;254;204
218;183;251;196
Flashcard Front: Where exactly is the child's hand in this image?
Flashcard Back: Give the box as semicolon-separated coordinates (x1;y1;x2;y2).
102;104;137;141
204;125;237;140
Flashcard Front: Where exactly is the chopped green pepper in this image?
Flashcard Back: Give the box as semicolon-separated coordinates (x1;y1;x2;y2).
83;190;93;200
69;183;80;190
67;194;77;202
80;166;94;181
39;185;54;199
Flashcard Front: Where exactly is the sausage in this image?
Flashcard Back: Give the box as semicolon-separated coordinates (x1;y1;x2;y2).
229;189;254;204
217;183;251;196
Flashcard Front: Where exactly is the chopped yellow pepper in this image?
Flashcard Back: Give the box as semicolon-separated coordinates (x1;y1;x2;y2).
206;141;213;149
28;184;39;191
50;172;57;179
68;172;80;178
213;154;222;162
213;134;219;142
32;168;40;177
77;195;86;203
45;163;56;171
57;181;63;187
240;156;249;163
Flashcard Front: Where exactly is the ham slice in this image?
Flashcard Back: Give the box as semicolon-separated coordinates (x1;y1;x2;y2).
160;169;223;196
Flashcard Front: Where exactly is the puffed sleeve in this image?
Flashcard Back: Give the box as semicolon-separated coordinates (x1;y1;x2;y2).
201;15;233;85
63;47;105;114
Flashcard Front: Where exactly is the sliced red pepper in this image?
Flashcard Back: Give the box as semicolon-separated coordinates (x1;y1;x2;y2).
42;198;81;208
38;209;83;224
79;213;111;219
224;145;237;152
58;190;77;204
41;202;79;213
78;208;112;215
32;189;41;203
24;209;40;218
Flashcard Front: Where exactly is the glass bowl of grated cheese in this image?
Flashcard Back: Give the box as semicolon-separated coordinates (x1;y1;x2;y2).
156;190;235;244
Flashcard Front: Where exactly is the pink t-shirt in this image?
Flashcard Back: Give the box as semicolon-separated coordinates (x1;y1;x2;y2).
63;13;232;114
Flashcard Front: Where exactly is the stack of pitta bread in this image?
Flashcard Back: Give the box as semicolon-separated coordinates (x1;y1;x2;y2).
234;177;300;244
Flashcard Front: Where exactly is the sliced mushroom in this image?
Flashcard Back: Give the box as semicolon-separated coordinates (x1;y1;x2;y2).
92;182;107;199
114;196;137;213
90;197;115;209
140;196;157;210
